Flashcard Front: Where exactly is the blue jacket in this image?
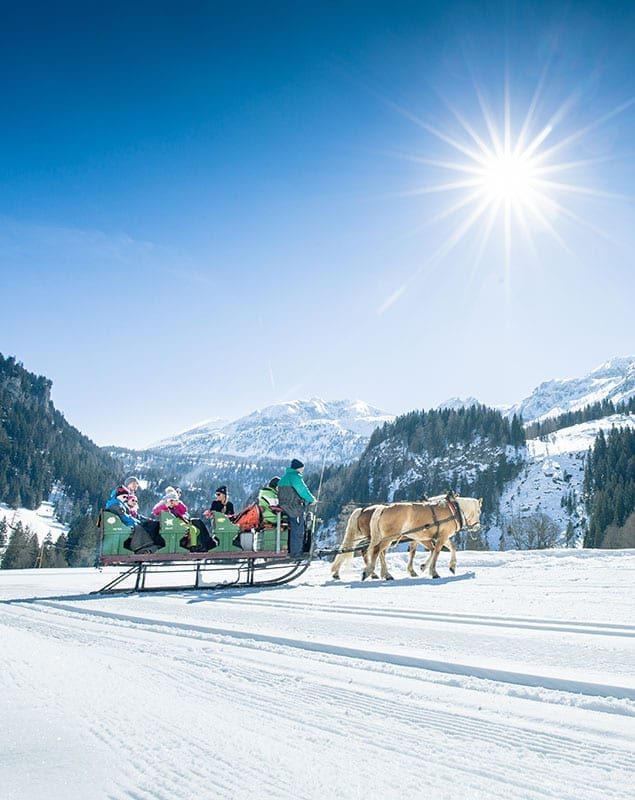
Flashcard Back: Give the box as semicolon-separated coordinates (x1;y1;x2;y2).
105;496;138;528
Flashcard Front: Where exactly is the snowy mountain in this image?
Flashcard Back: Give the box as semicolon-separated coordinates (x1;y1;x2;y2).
148;398;394;464
437;396;481;411
509;356;635;423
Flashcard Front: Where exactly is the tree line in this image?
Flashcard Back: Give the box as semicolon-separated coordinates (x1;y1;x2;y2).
525;397;635;440
583;426;635;548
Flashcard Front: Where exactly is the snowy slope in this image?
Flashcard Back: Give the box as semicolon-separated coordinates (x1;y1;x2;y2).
149;398;394;464
510;355;635;423
1;552;633;800
0;501;68;545
490;413;635;547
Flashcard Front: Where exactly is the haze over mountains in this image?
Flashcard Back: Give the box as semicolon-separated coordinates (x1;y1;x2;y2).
145;357;635;465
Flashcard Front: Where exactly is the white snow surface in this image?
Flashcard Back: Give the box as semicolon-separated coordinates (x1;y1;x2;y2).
1;550;633;800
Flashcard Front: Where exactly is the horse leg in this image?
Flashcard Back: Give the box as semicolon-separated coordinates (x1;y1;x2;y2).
407;541;418;576
363;507;386;580
379;544;394;580
331;508;362;580
419;539;434;575
428;536;446;579
446;539;457;574
362;543;379;580
362;547;379;579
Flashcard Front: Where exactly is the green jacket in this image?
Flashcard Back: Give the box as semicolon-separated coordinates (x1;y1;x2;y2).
258;485;280;526
277;467;315;516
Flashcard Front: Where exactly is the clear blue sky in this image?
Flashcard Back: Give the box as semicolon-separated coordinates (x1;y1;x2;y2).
1;1;634;448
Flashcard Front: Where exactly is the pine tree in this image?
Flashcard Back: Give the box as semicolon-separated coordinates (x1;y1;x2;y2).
2;522;35;569
66;514;99;567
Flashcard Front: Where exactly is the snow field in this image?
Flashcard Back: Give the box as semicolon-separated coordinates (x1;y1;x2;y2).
1;549;634;799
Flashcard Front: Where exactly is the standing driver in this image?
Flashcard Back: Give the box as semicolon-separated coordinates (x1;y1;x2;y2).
277;459;316;559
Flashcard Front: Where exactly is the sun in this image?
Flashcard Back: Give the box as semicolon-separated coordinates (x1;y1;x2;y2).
377;80;632;313
479;150;538;205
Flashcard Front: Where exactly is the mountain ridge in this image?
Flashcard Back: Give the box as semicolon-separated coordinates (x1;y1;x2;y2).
148;398;395;464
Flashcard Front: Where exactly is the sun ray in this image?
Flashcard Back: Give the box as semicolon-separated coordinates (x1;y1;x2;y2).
440;98;497;161
514;60;552;155
533;178;628;200
534;98;635;164
381;73;633;312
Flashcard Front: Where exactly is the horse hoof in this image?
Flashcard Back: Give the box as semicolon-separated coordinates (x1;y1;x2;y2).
332;574;340;581
449;567;456;574
361;571;369;581
385;574;394;581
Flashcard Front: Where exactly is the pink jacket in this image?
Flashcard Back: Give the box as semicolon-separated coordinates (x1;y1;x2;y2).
152;500;188;519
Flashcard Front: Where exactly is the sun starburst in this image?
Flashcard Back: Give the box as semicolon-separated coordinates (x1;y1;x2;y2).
378;79;633;312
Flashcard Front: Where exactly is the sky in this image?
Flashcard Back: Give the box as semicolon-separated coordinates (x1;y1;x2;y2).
1;0;635;449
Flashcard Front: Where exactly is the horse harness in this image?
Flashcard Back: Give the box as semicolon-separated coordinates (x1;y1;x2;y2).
394;497;466;543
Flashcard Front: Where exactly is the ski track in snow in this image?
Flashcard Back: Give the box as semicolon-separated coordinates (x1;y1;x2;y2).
1;553;634;800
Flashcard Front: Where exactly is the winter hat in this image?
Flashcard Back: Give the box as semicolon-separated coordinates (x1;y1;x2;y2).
290;458;304;470
268;476;280;489
127;494;138;504
215;485;227;495
125;476;140;486
115;486;129;498
164;487;179;500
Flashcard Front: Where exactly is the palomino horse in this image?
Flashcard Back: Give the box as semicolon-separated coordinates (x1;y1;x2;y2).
364;495;482;581
331;496;448;580
331;504;386;580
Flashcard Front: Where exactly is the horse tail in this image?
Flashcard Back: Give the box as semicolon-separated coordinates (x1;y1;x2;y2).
368;504;387;560
331;507;363;577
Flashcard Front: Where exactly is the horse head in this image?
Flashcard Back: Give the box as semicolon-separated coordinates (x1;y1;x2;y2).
456;496;482;530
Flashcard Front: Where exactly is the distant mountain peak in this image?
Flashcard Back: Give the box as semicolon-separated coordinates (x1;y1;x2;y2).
148;397;394;464
438;396;480;411
510;355;635;423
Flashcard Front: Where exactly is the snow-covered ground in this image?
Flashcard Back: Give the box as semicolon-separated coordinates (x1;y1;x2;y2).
0;501;68;545
1;550;633;800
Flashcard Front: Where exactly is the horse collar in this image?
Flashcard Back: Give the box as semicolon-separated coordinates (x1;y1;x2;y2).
448;497;464;529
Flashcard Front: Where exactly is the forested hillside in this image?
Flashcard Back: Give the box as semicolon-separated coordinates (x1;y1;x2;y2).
0;354;119;512
108;447;290;514
0;354;121;567
314;404;526;547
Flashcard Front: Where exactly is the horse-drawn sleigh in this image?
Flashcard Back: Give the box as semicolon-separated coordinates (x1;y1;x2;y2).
96;506;311;593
